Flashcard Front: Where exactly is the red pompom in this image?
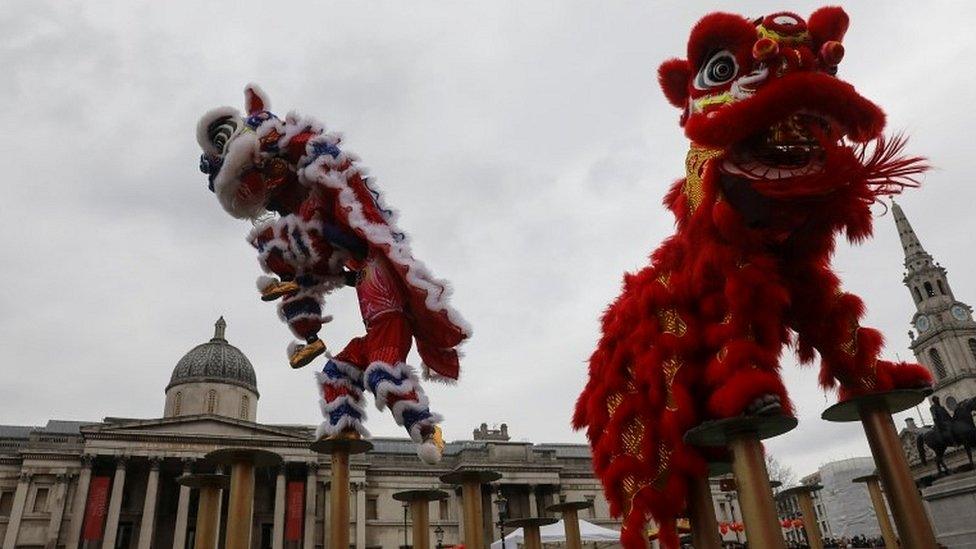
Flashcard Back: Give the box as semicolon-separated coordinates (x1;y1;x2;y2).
753;37;779;61
820;41;845;66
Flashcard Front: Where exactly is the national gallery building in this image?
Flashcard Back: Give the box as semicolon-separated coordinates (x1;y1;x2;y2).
0;319;620;549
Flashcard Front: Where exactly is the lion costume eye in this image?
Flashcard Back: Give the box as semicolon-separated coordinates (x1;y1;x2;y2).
694;50;739;90
207;116;241;154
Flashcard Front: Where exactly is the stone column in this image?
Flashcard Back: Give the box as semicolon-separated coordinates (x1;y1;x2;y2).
102;457;128;549
137;458;162;549
454;488;464;542
321;481;329;549
489;487;500;541
45;474;71;549
354;482;366;549
2;472;32;549
173;459;194;549
528;485;538;517
305;464;317;549
67;455;94;549
272;465;286;549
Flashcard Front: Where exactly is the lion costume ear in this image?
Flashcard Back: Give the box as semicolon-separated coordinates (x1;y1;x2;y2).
808;6;849;45
244;83;271;115
658;58;691;108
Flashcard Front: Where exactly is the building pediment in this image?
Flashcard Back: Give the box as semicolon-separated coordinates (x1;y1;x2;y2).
85;415;312;443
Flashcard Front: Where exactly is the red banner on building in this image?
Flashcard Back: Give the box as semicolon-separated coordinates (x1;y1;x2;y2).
82;476;111;540
284;480;305;541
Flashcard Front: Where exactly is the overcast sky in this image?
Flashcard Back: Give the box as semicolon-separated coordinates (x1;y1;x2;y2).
2;1;975;478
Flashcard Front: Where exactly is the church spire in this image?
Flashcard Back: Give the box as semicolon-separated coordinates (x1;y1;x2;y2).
892;200;933;272
212;316;227;342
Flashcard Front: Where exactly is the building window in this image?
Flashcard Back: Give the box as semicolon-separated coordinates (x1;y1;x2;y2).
240;395;250;419
33;487;49;513
585;495;596;518
930;348;947;379
938;280;947;295
207;390;218;413
0;491;14;517
924;282;935;298
439;498;449;520
174;391;183;416
913;287;923;303
366;497;378;520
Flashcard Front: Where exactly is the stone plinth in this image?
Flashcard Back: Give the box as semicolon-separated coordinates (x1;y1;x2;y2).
921;470;976;548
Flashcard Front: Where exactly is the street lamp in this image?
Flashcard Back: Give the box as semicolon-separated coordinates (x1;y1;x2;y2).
434;525;445;549
493;494;508;549
725;492;741;546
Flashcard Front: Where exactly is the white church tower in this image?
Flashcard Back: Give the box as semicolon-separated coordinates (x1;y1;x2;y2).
895;202;976;409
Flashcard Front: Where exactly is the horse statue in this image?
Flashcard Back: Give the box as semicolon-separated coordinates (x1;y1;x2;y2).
916;397;976;476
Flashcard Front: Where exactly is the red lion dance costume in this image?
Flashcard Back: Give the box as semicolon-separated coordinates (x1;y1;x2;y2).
197;85;471;464
573;8;932;547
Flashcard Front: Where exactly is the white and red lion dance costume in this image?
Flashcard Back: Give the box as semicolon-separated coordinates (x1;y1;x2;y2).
197;86;470;464
573;8;932;547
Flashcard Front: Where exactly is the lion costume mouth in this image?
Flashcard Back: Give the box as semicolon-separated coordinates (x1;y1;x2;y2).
722;112;834;180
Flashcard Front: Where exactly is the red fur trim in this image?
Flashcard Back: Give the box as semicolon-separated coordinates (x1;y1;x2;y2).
708;368;792;418
687;12;757;67
807;6;849;45
686;72;885;146
659;59;691;108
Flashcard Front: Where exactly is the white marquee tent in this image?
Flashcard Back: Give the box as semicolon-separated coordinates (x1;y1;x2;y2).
489;519;621;548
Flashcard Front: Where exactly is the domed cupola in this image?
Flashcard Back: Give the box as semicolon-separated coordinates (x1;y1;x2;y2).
164;318;259;421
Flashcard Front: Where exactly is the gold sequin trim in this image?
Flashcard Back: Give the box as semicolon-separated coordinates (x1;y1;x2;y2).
840;322;859;357
662;357;682;411
652;445;672;489
684;146;723;212
606;392;623;416
656;271;671;287
657;308;688;337
621;418;644;457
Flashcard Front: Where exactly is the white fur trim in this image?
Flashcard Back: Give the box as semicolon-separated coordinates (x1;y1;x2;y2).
364;361;425;412
256;275;277;291
316;418;369;440
212;131;265;219
244;83;271;113
196;106;240;155
287;341;304;358
417;441;443;465
319;395;367;416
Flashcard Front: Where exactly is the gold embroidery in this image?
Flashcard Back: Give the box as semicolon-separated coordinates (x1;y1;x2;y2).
717;346;728;362
621;418;644;457
840;322;859;357
684;146;723;212
606;392;623;416
656;271;671;287
657;308;688;337
621;475;650;515
662;357;682;411
652;445;673;489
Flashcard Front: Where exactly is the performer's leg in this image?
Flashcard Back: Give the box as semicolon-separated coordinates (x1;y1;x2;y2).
315;339;369;440
249;218;301;301
280;288;330;368
702;258;794;418
361;314;444;463
787;263;931;400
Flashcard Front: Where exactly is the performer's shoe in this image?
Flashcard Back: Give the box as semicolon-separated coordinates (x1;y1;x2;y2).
417;425;445;465
261;279;300;301
745;394;782;416
289;339;326;369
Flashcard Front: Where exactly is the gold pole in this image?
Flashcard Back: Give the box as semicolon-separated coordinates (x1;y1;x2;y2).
410;500;430;549
330;450;350;549
728;432;785;549
563;508;582;549
522;524;542;549
460;481;484;549
864;478;898;548
795;491;823;549
225;461;255;549
687;476;722;549
194;485;222;549
859;406;937;548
